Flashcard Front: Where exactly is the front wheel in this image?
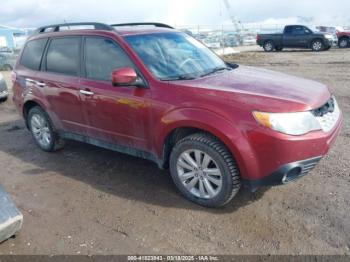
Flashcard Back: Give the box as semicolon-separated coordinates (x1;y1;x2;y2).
339;38;349;48
28;106;65;152
169;133;241;208
311;40;324;52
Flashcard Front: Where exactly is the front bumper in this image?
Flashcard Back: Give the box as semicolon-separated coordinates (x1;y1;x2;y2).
325;39;338;47
240;111;343;191
243;156;322;190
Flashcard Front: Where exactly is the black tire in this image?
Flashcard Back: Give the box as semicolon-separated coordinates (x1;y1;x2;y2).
27;106;65;152
338;37;349;48
169;133;241;208
311;39;324;52
0;97;7;103
263;41;275;52
2;64;13;71
275;46;283;52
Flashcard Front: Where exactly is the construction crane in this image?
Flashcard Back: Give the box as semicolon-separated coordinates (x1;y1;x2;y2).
222;0;244;44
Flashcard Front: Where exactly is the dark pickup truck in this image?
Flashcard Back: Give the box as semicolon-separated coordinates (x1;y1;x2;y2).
257;25;336;52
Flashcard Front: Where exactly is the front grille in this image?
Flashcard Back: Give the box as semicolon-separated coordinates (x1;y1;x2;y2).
312;96;340;132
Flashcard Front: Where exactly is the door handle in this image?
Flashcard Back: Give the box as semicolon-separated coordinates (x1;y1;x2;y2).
79;90;94;96
37;82;46;88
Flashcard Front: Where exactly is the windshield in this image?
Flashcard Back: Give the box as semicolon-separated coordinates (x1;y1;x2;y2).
124;32;229;80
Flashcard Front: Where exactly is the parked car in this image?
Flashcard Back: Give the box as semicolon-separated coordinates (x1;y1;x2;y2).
0;53;16;71
337;31;350;48
0;73;8;102
257;25;337;52
13;22;342;207
203;37;221;49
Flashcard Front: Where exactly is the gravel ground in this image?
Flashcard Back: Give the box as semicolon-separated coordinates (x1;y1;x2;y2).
0;47;349;255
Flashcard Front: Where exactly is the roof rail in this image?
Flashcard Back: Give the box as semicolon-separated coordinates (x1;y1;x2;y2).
111;23;174;29
33;22;114;34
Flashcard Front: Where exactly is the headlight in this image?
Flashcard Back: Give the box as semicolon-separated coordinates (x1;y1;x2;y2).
325;34;333;39
253;111;321;135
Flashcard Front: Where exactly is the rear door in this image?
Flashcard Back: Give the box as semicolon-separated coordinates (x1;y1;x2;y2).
39;37;86;134
79;36;152;151
13;38;48;110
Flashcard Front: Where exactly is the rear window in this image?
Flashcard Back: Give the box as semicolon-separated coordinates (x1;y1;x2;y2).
20;38;48;70
45;37;80;76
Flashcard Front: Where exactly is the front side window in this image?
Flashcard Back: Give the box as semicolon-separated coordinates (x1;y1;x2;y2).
125;32;228;80
20;38;48;70
291;26;311;35
84;37;134;81
46;37;80;76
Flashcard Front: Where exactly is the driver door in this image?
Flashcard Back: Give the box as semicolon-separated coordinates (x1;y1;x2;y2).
79;36;153;151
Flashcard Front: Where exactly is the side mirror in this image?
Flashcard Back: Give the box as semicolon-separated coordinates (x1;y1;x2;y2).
112;67;138;86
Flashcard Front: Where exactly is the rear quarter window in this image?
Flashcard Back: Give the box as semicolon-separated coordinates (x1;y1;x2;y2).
20;38;48;70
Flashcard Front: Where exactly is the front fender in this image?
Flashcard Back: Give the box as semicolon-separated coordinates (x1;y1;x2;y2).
155;107;259;179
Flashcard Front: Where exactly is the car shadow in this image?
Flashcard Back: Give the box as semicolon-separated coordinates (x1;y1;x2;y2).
254;50;314;53
0;119;270;214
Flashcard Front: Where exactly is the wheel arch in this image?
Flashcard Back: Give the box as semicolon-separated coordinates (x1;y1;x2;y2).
157;109;253;178
23;100;45;129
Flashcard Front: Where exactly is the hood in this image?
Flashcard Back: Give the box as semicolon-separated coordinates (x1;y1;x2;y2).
174;66;330;111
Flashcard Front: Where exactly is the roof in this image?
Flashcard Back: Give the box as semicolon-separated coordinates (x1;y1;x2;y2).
29;22;177;39
115;27;176;36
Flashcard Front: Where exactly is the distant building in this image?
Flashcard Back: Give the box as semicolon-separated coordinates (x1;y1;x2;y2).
0;25;28;51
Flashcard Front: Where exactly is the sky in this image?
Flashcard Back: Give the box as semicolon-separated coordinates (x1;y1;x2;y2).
0;0;349;28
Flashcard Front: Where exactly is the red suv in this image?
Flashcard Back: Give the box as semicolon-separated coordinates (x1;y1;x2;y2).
337;30;350;48
13;22;342;207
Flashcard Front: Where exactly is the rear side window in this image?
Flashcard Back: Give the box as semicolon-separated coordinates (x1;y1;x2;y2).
20;38;48;70
84;37;134;81
46;37;80;76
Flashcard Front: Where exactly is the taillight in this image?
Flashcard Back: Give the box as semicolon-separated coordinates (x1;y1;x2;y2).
11;71;16;84
256;34;260;41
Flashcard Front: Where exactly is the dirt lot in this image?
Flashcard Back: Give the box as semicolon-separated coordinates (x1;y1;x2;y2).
0;48;349;255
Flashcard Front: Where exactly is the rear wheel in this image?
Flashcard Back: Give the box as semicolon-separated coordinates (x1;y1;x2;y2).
169;133;241;208
339;37;349;48
311;39;324;51
2;64;13;71
263;41;275;52
28;106;65;152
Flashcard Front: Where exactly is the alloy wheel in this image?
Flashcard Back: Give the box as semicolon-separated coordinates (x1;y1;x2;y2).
30;114;52;148
339;39;348;48
312;41;323;51
176;149;223;199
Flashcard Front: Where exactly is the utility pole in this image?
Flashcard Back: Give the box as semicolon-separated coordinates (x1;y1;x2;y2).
222;0;243;44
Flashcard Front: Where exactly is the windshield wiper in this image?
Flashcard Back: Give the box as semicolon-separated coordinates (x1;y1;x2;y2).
160;75;197;81
200;67;231;78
